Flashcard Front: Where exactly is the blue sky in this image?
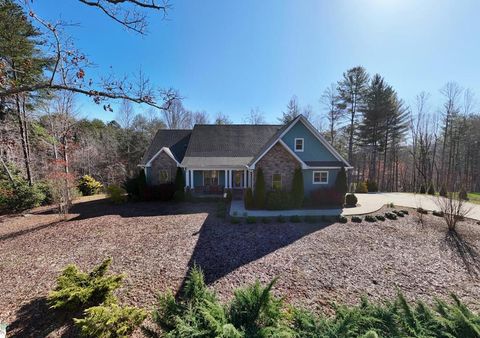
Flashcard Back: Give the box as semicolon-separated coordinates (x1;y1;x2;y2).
33;0;480;123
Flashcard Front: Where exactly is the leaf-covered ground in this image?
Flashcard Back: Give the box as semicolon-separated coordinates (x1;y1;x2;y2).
1;196;479;337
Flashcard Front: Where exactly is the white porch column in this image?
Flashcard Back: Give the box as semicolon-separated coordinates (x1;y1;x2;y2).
186;169;190;188
228;170;232;188
224;169;228;188
191;170;194;188
243;170;247;188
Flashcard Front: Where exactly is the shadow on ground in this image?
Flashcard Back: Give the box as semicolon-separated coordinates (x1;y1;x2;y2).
178;218;334;294
7;297;79;338
0;198;210;243
444;230;480;277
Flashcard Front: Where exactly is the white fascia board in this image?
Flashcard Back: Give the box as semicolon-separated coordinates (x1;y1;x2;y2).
144;147;180;167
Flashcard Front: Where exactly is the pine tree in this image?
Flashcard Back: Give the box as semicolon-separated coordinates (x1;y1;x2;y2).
337;66;369;182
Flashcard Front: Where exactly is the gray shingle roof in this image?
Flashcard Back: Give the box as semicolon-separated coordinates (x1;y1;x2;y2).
140;129;191;165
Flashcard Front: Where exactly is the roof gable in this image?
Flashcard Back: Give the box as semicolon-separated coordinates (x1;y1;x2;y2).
249;115;351;168
140;129;191;165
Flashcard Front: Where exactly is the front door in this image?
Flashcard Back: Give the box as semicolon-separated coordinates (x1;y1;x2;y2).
233;171;243;188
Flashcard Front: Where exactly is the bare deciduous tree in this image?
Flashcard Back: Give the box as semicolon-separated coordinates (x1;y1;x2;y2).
244;107;265;124
320;83;343;147
435;192;472;231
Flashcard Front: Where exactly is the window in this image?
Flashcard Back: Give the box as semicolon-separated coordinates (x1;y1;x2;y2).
294;138;304;152
204;170;219;186
313;171;328;184
159;170;170;183
272;173;282;190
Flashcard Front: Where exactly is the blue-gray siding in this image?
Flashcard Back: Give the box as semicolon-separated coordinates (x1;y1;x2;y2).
282;122;337;162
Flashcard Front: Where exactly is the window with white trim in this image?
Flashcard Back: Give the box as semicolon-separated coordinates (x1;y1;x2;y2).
313;171;328;184
294;138;304;152
159;169;170;183
272;173;282;190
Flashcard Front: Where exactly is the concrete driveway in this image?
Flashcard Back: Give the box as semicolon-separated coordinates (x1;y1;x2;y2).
354;192;480;220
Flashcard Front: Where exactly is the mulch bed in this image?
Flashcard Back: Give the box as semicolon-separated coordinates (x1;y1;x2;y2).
1;198;479;337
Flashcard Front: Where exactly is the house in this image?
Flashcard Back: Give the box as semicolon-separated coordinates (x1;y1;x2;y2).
139;115;351;198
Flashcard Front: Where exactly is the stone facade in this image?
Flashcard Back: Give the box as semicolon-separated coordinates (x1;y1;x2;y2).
255;142;301;191
149;151;177;185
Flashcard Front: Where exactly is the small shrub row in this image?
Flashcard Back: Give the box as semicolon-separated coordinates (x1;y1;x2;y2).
375;215;386;221
393;210;405;217
365;215;376;222
417;207;428;215
351;216;362;223
385;212;398;220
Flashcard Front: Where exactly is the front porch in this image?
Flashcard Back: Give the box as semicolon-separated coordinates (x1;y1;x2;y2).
185;169;253;198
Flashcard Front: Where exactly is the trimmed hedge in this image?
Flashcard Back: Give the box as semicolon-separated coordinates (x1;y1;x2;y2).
345;193;358;207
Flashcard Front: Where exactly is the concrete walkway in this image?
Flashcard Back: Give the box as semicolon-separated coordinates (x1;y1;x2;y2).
229;193;480;220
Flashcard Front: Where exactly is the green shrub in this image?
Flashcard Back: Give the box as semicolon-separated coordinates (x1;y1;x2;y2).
427;184;435;195
388;202;395;208
246;216;257;224
339;215;348;223
365;215;376;222
36;180;55;205
78;175;103;196
0;179;46;213
253;168;266;209
400;209;409;215
173;190;185;203
261;217;271;224
416;207;428;215
392;210;404;217
355;181;368;193
174;167;185;191
351;216;362;223
375;215;386;221
265;190;293;210
419;185;426;194
123;171;146;201
291;167;304;208
244;188;254;210
439;185;447;197
433;210;444;217
225;189;232;202
345;193;358;207
276;215;285;223
459;188;469;201
290;215;301;223
149;267;480;338
366;180;378;192
106;185;127;204
231;216;240;224
48;258;124;311
385;212;397;220
74;303;146;338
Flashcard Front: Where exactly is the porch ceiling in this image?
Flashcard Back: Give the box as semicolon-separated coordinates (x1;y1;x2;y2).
181;156;252;169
